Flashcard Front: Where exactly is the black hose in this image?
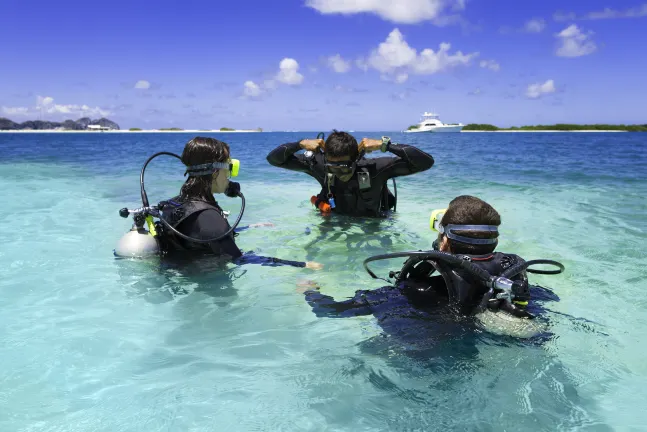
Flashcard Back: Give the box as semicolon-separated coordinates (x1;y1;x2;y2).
501;259;565;279
140;151;182;208
138;151;246;243
363;250;493;284
156;193;246;243
392;178;397;212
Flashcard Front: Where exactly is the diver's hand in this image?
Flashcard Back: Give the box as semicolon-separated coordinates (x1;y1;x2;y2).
300;139;324;152
305;261;323;270
358;138;382;154
296;279;320;293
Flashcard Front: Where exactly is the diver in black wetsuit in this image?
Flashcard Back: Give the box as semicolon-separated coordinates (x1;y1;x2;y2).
302;195;564;340
266;131;434;218
156;136;322;269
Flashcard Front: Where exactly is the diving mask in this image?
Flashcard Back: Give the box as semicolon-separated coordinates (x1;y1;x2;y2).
325;160;356;175
186;159;240;177
429;208;499;245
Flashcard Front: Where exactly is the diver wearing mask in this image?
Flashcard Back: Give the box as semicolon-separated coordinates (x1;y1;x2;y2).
300;195;564;335
266;130;434;218
115;137;322;270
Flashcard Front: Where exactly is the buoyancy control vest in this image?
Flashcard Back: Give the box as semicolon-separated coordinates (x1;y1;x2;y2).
397;252;531;315
157;196;231;254
317;162;396;217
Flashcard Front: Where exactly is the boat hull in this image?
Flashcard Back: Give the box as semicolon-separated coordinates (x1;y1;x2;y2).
404;125;464;133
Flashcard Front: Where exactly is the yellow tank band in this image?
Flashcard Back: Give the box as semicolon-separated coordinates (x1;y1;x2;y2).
146;215;157;237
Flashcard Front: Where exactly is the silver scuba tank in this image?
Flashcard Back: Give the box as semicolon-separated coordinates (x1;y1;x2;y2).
114;226;160;258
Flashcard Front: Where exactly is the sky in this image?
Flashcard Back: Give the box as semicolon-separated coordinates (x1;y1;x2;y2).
1;0;646;130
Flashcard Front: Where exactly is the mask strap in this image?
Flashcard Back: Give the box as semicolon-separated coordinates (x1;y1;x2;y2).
442;225;499;245
185;161;229;177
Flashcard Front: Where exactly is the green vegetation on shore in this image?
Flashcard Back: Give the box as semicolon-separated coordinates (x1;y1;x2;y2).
463;123;647;132
158;127;184;131
407;125;419;130
129;127;142;131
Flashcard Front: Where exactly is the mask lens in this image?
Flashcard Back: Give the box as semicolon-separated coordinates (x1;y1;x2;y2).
326;161;354;175
229;159;240;177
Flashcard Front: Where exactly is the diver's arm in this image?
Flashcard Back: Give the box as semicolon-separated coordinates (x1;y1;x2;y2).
266;141;312;173
303;289;373;318
374;144;435;178
234;253;308;268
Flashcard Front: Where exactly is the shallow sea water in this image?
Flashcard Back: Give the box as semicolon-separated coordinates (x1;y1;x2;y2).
1;131;646;431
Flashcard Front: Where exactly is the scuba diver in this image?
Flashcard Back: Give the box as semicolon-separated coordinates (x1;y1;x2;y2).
301;195;565;340
114;136;322;270
266;130;434;218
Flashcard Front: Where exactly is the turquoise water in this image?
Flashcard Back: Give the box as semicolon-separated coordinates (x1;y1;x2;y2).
1;131;646;431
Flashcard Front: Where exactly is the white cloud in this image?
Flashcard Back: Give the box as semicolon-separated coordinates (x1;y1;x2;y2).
555;24;597;57
37;96;54;107
355;58;369;72
1;106;30;116
134;80;151;90
241;58;305;99
395;73;409;83
276;58;304;85
468;88;482;96
305;0;466;24
243;81;262;98
362;28;478;83
2;96;112;119
553;11;576;22
586;4;647;19
554;4;647;21
524;18;546;33
479;59;500;71
326;54;351;73
526;80;556;99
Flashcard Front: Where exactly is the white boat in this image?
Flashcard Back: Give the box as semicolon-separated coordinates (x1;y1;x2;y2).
403;112;464;133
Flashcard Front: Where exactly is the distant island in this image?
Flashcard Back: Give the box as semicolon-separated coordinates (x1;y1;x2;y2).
0;117;120;131
0;117;264;133
461;123;647;132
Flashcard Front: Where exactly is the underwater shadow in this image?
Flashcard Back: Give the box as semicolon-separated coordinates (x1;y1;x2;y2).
114;254;245;306
301;213;422;261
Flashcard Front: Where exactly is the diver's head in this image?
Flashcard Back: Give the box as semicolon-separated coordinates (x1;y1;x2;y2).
324;130;359;182
434;195;501;255
180;137;231;201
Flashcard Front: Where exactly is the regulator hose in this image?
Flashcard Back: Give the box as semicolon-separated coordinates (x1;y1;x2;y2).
136;151;246;243
501;259;565;279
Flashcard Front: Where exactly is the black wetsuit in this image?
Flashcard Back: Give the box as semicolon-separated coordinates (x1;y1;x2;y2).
159;196;306;268
266;141;434;217
303;274;560;343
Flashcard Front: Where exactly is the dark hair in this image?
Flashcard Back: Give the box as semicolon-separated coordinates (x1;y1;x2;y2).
440;195;501;255
325;130;359;160
179;137;230;202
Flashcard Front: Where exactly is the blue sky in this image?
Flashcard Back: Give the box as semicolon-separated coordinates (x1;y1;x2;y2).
1;0;646;130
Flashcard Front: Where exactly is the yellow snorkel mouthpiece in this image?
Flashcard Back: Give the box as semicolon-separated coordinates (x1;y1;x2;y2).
229;159;240;177
430;208;447;232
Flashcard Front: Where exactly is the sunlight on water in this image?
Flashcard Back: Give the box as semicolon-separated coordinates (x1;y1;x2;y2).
1;132;646;431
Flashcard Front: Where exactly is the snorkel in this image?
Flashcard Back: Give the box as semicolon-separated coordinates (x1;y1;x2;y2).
114;151;245;258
